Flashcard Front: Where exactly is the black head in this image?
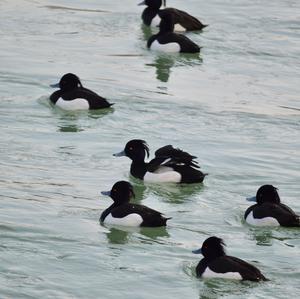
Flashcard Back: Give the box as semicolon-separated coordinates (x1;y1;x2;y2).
158;10;174;33
51;73;83;92
114;139;150;162
256;184;280;204
193;237;226;260
139;0;163;9
102;181;135;205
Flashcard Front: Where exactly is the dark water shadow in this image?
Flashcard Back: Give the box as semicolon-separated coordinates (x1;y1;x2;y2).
55;107;114;132
37;95;114;132
141;23;156;41
146;52;203;82
146;182;205;204
248;227;275;246
104;225;169;245
147;54;176;82
248;226;299;247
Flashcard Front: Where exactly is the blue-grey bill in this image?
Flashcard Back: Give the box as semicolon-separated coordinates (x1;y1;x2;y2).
138;1;146;6
192;248;202;254
113;150;126;157
246;196;257;202
101;191;111;196
50;83;59;88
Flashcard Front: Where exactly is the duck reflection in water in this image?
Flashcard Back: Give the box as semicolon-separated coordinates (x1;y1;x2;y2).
148;182;205;204
147;53;203;83
141;23;155;41
105;225;169;245
150;54;175;82
248;228;274;246
56;108;113;132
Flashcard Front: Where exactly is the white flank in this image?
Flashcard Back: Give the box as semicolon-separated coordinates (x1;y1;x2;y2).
202;267;242;280
150;15;161;27
144;170;181;183
174;23;186;32
246;211;280;227
56;98;89;110
153;166;173;173
150;40;180;53
104;213;143;227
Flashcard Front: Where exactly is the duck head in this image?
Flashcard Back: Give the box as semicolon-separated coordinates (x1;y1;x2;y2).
247;184;280;204
138;0;166;9
114;139;150;162
193;236;226;261
50;73;83;91
101;181;135;205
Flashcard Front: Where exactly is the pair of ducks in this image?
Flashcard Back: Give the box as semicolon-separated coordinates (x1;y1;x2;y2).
140;0;207;53
101;176;299;229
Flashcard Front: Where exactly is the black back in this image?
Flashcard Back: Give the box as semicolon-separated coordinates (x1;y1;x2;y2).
110;203;169;227
154;145;200;168
163;8;207;31
196;256;268;282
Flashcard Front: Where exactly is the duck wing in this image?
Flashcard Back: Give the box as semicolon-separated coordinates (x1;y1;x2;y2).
209;256;267;281
156;145;200;168
146;145;206;183
147;145;200;172
163;8;207;30
111;203;170;227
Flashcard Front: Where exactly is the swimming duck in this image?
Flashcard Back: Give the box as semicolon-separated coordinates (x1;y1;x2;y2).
193;236;268;281
114;139;207;183
100;181;171;227
138;0;207;31
245;184;300;227
147;10;201;53
50;73;113;110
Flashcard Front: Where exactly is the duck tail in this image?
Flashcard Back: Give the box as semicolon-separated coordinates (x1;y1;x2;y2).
261;274;270;281
163;217;172;225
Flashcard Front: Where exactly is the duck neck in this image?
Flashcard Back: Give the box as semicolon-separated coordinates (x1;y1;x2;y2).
130;161;148;180
100;202;117;222
143;7;159;26
196;258;209;277
159;20;174;34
